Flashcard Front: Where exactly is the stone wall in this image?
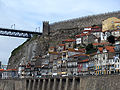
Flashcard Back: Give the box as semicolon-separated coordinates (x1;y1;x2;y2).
1;75;120;90
0;79;26;90
50;11;120;32
26;75;120;90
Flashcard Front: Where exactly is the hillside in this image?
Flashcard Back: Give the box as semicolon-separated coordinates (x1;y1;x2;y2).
8;11;120;69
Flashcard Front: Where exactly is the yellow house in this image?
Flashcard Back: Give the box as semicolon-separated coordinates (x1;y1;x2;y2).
102;17;120;32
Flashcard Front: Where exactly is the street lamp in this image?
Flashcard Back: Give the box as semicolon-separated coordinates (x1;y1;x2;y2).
11;24;15;29
35;27;40;32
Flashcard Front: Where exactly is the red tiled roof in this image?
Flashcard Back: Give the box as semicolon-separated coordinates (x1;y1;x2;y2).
80;59;89;63
76;32;90;38
81;33;90;36
98;47;103;52
105;46;115;52
0;69;4;71
97;46;115;53
76;34;81;38
6;69;17;71
93;42;109;46
59;44;65;46
93;43;100;46
114;21;120;23
78;48;86;53
92;26;100;29
63;39;75;42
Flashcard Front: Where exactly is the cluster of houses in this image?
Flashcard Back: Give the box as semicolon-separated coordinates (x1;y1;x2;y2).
1;17;120;79
0;61;18;79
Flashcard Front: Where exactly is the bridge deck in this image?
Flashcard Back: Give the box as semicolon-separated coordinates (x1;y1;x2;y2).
0;28;42;38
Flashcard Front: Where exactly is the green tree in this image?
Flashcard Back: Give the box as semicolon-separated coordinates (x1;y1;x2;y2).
107;35;115;44
86;44;97;54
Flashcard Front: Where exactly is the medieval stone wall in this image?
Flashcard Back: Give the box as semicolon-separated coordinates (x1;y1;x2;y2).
50;11;120;32
0;79;26;90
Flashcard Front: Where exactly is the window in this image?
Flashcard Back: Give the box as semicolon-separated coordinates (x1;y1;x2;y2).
63;52;66;56
113;59;114;62
69;44;71;47
117;26;120;29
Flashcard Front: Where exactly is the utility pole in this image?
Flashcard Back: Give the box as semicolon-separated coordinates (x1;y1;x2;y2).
11;24;15;29
38;27;40;32
35;28;37;32
13;24;15;29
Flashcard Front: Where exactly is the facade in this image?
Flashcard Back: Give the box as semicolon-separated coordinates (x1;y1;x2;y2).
67;56;78;76
77;55;89;75
2;69;18;79
94;46;115;75
76;33;97;46
111;30;120;37
62;39;76;49
102;17;120;32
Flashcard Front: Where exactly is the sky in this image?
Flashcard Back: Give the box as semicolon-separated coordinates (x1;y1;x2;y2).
0;0;120;64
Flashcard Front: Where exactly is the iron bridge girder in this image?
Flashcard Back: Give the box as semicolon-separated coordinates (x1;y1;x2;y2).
0;28;42;38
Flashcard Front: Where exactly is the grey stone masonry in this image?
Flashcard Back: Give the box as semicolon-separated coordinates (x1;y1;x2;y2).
43;21;50;36
50;11;120;32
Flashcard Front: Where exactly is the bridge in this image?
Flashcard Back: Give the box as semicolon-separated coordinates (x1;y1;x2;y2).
0;28;42;38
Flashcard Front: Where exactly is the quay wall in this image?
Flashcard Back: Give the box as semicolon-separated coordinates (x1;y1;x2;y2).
26;75;120;90
0;79;26;90
1;75;120;90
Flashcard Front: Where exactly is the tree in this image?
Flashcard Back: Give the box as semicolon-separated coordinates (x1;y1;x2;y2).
86;44;94;51
107;35;115;44
86;44;97;54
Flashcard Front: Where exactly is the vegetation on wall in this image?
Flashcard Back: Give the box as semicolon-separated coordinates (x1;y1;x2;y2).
11;35;38;56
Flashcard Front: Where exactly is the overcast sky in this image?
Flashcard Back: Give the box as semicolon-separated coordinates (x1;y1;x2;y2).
0;0;120;65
